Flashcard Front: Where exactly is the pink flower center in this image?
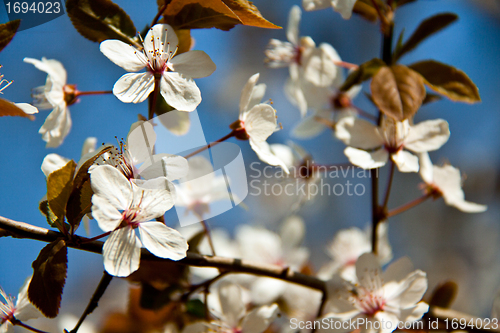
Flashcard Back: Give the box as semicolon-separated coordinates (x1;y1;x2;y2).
351;287;386;316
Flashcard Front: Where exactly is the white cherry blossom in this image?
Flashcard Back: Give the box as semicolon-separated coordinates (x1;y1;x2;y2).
100;24;216;111
205;281;279;333
232;73;289;173
23;57;73;147
336;116;450;172
0;277;42;333
322;253;428;333
90;165;188;277
418;152;487;213
302;0;357;19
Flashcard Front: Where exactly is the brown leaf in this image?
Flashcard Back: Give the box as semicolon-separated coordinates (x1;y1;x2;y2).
371;65;426;121
352;0;379;22
47;160;77;228
0;20;20;53
409;60;481;103
176;29;193;54
429;280;458;309
160;0;279;31
221;0;280;29
340;58;386;92
0;98;35;120
66;0;137;44
28;239;68;318
66;145;113;231
394;13;458;61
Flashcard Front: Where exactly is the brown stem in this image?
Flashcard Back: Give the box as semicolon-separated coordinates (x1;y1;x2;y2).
12;320;48;333
369;0;387;25
202;220;216;256
68;272;113;333
76;90;113;97
151;1;171;27
149;75;161;120
183;131;236;159
382;160;395;209
0;215;325;292
387;193;432;218
333;60;359;70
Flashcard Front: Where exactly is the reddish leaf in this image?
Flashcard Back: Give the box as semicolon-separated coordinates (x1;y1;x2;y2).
47;160;76;230
371;65;426;121
0;98;35;120
28;239;68;318
0;20;20;52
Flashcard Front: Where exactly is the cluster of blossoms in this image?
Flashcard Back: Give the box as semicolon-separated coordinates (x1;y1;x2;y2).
1;1;491;333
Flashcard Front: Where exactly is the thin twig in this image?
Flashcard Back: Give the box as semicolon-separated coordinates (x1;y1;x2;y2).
183;131;235;159
387;193;432;218
68;272;113;333
382;160;395;209
201;220;216;256
151;1;171;27
13;320;48;333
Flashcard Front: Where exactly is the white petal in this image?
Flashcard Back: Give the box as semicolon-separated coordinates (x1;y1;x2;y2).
404;119;450;153
418;152;434;184
251;278;286;305
41;153;70;177
241;304;279;333
139;222;188;260
293;108;330;138
24;57;67;85
392;150;419;173
39;104;72;148
250;140;290;174
15;103;38;114
99;40;146;72
160;72;201;112
280;215;305;248
90;165;132;211
0;321;13;333
218;281;246;328
400;302;429;322
243;104;277;142
302;0;332;11
81;137;97;157
169;50;216;78
382;256;414;283
287;6;301;45
332;0;357;19
240;73;260;115
127;120;157;165
91;195;123;232
144;24;178;56
269;144;295;168
355;253;382;290
344;147;388;169
336;117;383;149
303;43;340;87
139;153;189;181
433;165;487;213
284;76;308;117
132;183;176;220
396;270;428;308
13;277;42;322
103;227;141;277
113;72;154;104
158;109;191;135
374;312;400;333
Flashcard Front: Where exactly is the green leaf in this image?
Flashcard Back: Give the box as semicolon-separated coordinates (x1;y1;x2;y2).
66;146;113;231
394;13;458;61
409;60;481;103
340;58;386;92
66;0;137;44
0;20;20;53
186;299;206;318
28;239;68;318
0;98;35;120
371;65;426;121
47;160;76;230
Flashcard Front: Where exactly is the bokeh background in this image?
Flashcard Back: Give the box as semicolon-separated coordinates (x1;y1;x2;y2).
1;0;500;329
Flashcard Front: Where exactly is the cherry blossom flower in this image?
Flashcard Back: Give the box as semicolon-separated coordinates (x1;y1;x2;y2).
90;165;188;277
96;120;188;189
336;116;450;172
322;253;428;333
231;73;289;173
318;224;392;281
24;57;74;148
100;24;216;111
302;0;357;20
175;156;232;220
236;216;309;304
418;152;487;213
205;281;279;333
1;277;42;333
